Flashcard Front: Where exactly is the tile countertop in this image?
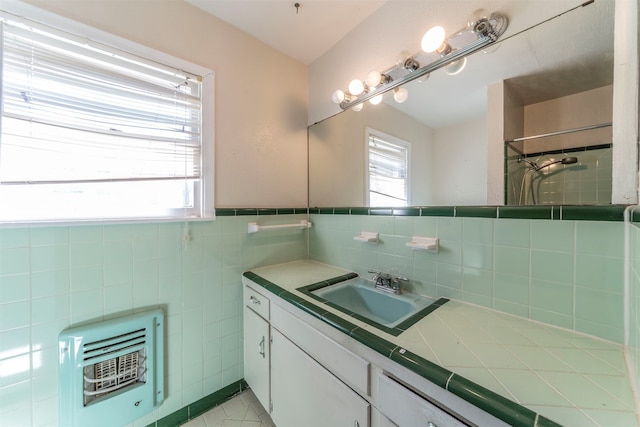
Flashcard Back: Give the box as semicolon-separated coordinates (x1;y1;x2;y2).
244;260;639;427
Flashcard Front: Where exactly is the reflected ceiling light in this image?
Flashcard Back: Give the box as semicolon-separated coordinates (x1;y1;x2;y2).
331;89;345;104
369;94;383;105
330;9;508;111
421;26;446;53
393;87;408;103
366;70;391;88
352;103;363;112
445;57;467;75
348;79;365;96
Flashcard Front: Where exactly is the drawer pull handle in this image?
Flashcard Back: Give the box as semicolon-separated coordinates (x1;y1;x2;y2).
259;336;266;358
427;422;437;427
354;421;359;427
250;295;261;305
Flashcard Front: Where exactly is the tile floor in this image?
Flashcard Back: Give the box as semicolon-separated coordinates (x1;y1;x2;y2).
182;389;275;427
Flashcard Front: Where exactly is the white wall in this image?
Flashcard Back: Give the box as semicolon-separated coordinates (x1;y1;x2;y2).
309;104;433;207
22;0;309;208
432;116;488;205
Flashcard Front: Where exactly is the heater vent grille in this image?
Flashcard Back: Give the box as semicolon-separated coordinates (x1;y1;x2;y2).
59;309;164;426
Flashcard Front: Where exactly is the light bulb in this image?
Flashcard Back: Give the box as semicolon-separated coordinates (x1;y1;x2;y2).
366;70;382;88
421;26;446;53
348;79;365;96
445;57;467;75
352;103;363;112
331;89;345;104
369;94;383;105
393;87;408;103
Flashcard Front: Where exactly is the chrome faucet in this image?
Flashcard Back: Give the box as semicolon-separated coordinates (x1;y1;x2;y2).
368;269;407;295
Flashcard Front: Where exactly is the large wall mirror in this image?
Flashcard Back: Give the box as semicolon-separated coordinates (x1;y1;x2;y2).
309;0;616;208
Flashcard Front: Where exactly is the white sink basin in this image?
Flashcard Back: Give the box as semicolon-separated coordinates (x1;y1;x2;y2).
311;278;437;328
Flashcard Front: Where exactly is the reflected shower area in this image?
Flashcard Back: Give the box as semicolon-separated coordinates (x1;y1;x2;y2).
503;80;613;206
505;123;612;205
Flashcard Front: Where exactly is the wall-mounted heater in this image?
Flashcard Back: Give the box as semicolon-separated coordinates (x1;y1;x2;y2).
58;309;164;426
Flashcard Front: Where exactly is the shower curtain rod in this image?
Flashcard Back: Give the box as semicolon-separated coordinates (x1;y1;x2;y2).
504;122;612;143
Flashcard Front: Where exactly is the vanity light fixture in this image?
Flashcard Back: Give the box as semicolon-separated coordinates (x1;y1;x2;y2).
331;10;508;111
393;87;408;103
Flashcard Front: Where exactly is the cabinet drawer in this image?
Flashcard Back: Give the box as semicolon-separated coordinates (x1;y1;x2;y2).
244;285;270;320
378;374;469;427
271;304;370;396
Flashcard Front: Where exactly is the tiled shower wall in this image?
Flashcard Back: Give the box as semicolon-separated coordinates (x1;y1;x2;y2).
309;211;625;344
0;213;307;427
627;207;640;404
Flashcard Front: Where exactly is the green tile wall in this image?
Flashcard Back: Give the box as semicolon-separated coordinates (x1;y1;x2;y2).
309;213;625;343
628;207;640;405
0;213;307;426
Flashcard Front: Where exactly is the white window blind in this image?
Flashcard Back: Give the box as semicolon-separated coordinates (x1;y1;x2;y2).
0;14;210;222
368;132;410;207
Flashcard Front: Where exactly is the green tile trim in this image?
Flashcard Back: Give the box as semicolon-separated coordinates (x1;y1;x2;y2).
333;208;351;215
257;208;277;215
536;416;564;427
235;208;259;216
392;207;421;216
447;374;537;427
389;348;452;389
370;208;394;215
215;208;308;217
154;407;188;427
456;206;498;218
147;379;248;427
350;207;370;215
349;327;398;357
214;208;236;216
498;206;553;219
308;205;629;221
244;270;564;427
560;205;626;221
188;380;249;419
421;206;455;217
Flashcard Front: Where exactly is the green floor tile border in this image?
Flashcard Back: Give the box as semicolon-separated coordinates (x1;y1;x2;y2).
297;277;449;336
147;379;248;427
243;271;563;427
308;204;628;221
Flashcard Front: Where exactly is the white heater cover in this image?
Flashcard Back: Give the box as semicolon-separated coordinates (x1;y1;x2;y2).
58;309;164;426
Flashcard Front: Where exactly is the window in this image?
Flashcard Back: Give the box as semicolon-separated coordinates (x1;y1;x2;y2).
366;129;410;207
0;8;214;223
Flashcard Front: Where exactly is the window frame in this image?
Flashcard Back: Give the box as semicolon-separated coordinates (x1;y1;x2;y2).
365;127;411;207
0;2;215;226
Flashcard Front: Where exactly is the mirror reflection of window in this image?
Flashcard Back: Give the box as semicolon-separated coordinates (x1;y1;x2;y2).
366;129;411;207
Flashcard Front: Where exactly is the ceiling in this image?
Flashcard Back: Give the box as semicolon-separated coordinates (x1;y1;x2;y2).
185;0;614;129
184;0;387;65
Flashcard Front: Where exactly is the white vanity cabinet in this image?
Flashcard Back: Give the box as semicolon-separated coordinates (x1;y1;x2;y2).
270;328;370;427
243;283;371;427
242;280;505;427
243;286;271;413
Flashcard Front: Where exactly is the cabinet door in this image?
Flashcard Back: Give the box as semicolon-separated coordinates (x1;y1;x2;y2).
244;307;270;412
271;328;370;427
